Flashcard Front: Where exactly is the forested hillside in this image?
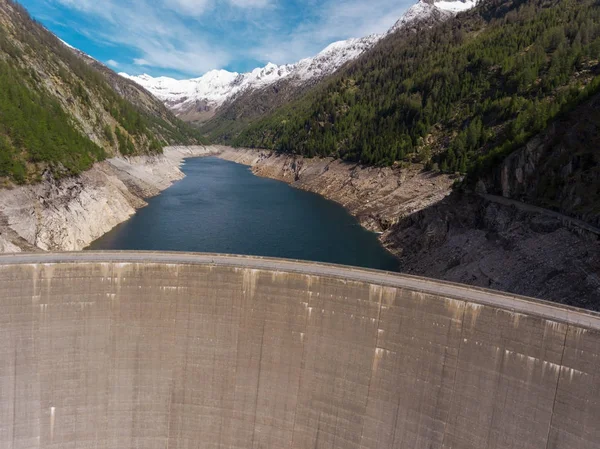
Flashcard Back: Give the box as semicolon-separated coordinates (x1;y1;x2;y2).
199;1;453;143
0;0;203;184
234;0;600;179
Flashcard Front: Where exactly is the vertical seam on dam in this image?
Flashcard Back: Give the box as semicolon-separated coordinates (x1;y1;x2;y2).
290;280;311;449
250;321;267;449
544;324;568;449
165;276;180;448
359;284;386;446
440;299;468;449
12;348;17;449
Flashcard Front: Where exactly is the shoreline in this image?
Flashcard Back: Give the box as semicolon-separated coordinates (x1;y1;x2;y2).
212;145;454;253
0;143;450;260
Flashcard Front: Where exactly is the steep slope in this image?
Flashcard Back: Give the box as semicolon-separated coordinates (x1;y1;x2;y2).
0;0;202;185
384;93;600;305
123;0;475;126
481;90;600;227
234;0;600;173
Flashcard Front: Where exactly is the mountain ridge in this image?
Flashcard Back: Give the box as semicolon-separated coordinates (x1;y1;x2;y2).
233;0;600;176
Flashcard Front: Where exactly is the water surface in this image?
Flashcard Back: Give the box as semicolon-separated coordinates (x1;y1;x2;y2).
89;157;399;271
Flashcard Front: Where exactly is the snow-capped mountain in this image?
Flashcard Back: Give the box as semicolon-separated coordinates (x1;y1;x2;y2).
121;0;477;123
120;35;378;122
121;64;295;121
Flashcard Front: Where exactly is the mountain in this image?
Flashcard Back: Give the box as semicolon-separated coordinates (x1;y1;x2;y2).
0;0;202;184
121;63;297;123
233;0;600;181
122;0;476;125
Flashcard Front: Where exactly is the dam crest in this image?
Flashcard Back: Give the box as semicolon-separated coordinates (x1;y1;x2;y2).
1;252;599;449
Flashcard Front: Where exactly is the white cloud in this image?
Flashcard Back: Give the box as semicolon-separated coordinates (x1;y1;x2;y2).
162;0;213;16
229;0;272;7
252;0;415;65
49;0;415;76
163;0;271;16
52;0;232;74
106;59;120;67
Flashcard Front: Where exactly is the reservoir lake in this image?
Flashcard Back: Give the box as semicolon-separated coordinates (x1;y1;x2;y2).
89;157;399;272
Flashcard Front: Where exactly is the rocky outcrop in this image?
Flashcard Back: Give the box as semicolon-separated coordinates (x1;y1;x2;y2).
0;146;215;252
386;192;600;309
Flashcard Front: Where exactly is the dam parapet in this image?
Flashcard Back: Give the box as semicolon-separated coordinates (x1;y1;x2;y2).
0;252;598;449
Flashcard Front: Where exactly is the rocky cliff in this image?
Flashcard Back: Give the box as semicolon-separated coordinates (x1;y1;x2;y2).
387;192;600;309
482;92;600;229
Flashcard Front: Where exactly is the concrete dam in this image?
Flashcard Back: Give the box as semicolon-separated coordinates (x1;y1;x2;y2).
1;252;599;449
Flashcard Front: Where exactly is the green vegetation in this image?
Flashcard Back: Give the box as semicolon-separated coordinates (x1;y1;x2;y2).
0;55;106;181
0;0;203;183
234;0;600;179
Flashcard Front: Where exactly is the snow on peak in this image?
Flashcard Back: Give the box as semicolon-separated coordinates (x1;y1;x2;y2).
121;35;375;115
292;35;380;81
121;0;477;121
435;0;477;13
388;0;476;33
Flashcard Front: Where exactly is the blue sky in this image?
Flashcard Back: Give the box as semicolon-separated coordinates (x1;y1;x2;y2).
18;0;415;79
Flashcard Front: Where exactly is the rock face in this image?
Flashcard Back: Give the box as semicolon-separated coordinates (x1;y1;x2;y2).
387;192;600;310
484;92;600;229
0;146;215;252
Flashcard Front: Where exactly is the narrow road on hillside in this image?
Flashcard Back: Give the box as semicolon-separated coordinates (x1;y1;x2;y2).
480;194;600;236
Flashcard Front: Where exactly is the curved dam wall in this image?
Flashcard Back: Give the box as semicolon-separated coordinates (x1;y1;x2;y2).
0;252;599;449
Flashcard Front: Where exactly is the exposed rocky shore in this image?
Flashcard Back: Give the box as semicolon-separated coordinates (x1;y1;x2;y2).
216;146;454;233
0;146;216;252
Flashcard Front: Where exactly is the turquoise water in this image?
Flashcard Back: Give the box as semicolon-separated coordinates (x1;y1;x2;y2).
89;157;399;271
